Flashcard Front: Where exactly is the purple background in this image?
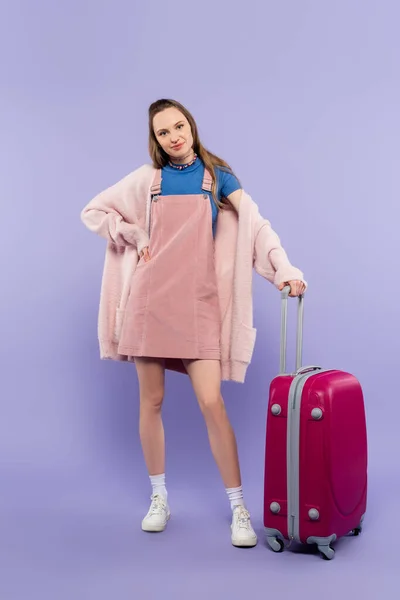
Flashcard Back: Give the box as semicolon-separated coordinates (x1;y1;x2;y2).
1;0;399;598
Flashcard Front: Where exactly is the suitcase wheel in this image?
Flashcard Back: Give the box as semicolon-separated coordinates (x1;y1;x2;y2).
351;526;362;536
319;545;335;560
267;536;285;553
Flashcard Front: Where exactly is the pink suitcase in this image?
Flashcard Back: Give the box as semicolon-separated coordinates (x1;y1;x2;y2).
263;287;368;560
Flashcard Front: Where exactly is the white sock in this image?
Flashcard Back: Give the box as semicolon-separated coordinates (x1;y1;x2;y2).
149;473;168;500
226;485;246;511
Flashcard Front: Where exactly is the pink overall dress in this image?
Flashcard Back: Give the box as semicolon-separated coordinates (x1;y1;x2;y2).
117;167;221;363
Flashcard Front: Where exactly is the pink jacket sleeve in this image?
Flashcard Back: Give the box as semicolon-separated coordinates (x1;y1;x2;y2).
253;219;306;288
81;173;150;254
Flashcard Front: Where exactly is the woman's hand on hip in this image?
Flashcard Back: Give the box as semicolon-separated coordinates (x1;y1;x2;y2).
278;280;306;297
140;247;151;262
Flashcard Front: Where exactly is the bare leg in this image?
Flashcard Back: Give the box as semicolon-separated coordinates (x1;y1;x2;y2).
135;358;170;533
135;357;166;476
183;359;241;489
183;359;257;547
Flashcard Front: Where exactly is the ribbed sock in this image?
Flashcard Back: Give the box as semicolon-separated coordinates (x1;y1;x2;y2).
149;473;168;500
226;485;246;510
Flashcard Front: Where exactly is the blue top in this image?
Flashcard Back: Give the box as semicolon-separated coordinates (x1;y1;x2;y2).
160;158;241;237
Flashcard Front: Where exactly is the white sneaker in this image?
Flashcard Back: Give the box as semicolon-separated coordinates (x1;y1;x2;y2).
231;505;258;547
141;493;170;532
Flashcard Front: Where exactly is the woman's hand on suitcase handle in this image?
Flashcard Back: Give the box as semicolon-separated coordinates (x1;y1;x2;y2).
140;246;151;262
278;280;306;297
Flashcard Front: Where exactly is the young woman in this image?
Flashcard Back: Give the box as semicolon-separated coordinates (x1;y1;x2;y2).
81;99;306;548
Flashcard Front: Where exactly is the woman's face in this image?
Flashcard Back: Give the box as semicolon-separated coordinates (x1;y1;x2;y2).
153;107;194;162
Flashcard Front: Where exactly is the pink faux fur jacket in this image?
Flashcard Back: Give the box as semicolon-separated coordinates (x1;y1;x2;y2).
81;164;306;383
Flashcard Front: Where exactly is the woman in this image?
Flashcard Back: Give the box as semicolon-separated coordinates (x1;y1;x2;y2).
81;99;306;548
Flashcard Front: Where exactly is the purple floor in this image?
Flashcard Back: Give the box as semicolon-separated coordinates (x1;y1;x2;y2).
1;456;396;600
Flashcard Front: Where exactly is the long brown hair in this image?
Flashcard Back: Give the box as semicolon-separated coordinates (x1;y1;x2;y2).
148;99;238;210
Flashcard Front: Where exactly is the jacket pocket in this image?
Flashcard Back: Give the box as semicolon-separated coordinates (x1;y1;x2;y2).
231;322;257;364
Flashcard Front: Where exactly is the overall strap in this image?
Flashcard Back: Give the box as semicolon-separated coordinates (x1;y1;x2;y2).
201;168;213;192
150;169;162;195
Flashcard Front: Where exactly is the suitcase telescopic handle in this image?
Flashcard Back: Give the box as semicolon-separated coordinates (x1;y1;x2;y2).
280;285;304;374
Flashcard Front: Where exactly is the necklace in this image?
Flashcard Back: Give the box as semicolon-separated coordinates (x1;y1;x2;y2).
168;153;197;170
